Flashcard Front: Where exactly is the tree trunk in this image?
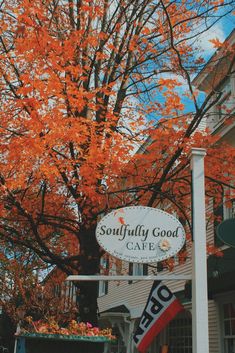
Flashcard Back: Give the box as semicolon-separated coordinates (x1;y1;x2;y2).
77;226;101;326
77;281;99;326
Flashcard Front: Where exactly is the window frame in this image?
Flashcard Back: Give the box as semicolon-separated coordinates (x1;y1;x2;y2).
167;310;192;353
214;76;235;128
216;292;235;353
213;192;235;246
128;263;148;284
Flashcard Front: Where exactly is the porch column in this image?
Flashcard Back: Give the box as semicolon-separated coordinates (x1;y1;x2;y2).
127;320;135;353
190;148;209;353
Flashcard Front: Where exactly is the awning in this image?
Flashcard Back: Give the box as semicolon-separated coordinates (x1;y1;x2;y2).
100;305;129;315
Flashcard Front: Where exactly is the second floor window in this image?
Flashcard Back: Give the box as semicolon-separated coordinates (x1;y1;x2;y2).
214;192;235;246
224;198;235;220
216;77;235;125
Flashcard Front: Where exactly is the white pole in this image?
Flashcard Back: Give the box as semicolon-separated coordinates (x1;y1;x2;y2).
190;148;209;353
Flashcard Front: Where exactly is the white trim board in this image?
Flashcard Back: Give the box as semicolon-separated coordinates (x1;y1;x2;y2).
67;275;192;281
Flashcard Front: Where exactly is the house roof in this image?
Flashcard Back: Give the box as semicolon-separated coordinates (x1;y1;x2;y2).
192;28;235;92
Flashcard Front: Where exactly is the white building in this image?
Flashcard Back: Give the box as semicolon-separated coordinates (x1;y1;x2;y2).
97;29;235;353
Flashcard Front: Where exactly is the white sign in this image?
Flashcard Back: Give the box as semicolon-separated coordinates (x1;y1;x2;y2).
95;206;186;263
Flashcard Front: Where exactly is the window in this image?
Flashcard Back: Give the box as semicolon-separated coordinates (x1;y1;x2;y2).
214;193;235;246
167;311;192;353
133;263;146;276
128;263;148;284
215;77;235;127
224;198;235;220
222;303;235;353
98;256;109;296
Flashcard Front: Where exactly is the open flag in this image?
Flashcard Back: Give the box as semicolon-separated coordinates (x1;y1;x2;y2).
133;281;184;353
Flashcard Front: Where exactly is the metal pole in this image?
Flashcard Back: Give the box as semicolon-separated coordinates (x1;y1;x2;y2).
190;148;209;353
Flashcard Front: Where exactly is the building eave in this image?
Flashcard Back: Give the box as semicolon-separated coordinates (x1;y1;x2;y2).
192;28;235;91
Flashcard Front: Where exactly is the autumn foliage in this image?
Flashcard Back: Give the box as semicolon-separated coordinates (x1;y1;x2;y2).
0;0;234;323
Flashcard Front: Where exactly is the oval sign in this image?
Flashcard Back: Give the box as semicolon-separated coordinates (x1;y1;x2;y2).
216;218;235;247
96;206;186;263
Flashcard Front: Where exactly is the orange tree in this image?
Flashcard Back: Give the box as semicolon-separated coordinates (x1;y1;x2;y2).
0;0;234;325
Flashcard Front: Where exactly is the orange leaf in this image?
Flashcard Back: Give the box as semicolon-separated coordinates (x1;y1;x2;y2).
209;37;223;48
118;217;125;225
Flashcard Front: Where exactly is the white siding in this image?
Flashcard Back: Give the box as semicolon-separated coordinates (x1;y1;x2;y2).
208;300;220;353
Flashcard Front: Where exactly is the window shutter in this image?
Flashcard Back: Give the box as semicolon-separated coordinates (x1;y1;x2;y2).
128;263;133;284
143;264;148;275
